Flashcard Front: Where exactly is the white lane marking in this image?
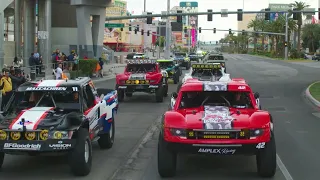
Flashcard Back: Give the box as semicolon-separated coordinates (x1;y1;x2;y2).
277;154;294;180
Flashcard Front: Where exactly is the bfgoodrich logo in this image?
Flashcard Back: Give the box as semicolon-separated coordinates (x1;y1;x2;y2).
4;143;41;150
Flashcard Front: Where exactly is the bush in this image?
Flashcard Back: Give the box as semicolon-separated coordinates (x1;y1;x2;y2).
289;49;299;59
69;70;84;79
79;59;98;76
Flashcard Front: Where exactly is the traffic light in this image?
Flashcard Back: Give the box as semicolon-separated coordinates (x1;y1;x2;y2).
184;27;187;33
120;27;123;31
129;24;132;31
147;30;150;36
199;27;201;33
265;8;270;20
207;9;212;21
237;9;243;21
284;41;288;47
134;28;137;34
213;28;216;33
229;29;232;34
147;12;152;24
136;25;139;31
293;8;298;20
141;29;144;35
216;41;218;44
177;10;182;23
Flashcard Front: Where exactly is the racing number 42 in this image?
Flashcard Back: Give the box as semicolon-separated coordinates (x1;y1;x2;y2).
256;142;265;149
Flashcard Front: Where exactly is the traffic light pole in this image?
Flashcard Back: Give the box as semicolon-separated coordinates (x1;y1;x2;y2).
165;0;171;59
285;13;288;60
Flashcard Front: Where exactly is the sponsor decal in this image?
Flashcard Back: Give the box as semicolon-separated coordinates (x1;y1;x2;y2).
198;148;236;154
17;120;33;125
26;87;67;91
4;143;41;150
149;85;158;88
203;81;227;91
129;74;146;80
202;106;235;129
49;141;71;150
238;86;246;90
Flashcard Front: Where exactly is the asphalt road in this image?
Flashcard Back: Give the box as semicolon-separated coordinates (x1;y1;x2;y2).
2;55;320;180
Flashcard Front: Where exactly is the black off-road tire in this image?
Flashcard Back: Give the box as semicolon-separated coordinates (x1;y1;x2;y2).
176;82;182;92
157;133;177;177
125;93;133;97
0;152;4;168
155;87;164;102
117;89;124;102
186;63;190;70
173;74;179;84
98;117;115;149
68;128;92;176
256;132;276;178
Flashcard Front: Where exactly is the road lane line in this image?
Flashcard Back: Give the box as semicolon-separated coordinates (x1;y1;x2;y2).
277;154;293;180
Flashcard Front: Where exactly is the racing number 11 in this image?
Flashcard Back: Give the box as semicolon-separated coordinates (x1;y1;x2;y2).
72;87;78;91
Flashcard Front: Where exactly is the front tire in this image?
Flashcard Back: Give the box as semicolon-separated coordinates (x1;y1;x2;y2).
117;89;124;102
68;128;92;176
155;86;164;102
158;133;177;177
98;117;115;149
163;85;168;97
256;132;276;178
0;152;4;169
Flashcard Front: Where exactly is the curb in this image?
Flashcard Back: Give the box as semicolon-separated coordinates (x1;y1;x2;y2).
305;81;320;107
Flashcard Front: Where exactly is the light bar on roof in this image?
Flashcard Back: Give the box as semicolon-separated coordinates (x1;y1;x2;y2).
127;59;156;64
192;64;221;69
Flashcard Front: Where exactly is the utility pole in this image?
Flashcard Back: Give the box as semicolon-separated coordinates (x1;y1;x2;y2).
285;13;288;60
165;0;170;59
188;28;191;53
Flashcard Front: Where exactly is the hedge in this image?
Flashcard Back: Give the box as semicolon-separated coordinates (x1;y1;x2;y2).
69;59;98;78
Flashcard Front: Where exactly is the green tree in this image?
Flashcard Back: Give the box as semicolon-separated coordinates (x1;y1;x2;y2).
302;24;320;52
290;1;310;52
155;36;165;48
247;19;260;52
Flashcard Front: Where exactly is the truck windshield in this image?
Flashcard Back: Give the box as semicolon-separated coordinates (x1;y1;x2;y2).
126;64;156;73
208;55;224;60
191;69;222;77
159;62;174;69
5;90;80;115
179;91;253;109
175;53;186;57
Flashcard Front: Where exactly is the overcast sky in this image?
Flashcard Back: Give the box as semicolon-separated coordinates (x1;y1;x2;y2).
126;0;318;41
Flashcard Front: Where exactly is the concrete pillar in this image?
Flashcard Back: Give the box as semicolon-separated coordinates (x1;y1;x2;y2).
14;0;21;57
91;8;105;58
23;0;35;66
76;6;93;58
44;0;51;68
38;0;45;55
0;11;4;70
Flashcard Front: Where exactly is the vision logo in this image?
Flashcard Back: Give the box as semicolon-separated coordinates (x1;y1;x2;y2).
17;120;33;125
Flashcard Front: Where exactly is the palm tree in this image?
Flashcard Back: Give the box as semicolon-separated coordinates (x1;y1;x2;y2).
247;19;261;52
290;1;310;52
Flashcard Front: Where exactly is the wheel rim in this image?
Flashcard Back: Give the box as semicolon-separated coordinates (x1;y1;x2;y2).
109;122;113;138
84;141;89;163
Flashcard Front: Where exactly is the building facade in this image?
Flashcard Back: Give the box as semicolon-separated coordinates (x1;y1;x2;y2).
237;14;256;31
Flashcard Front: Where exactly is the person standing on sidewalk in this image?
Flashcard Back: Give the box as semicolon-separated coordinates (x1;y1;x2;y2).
98;58;104;78
0;70;13;110
55;63;63;80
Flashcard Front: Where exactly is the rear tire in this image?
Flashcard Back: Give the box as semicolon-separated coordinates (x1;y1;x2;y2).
0;152;4;169
117;89;124;102
155;87;164;102
157;133;177;177
98;117;115;149
256;132;276;178
173;74;179;84
163;85;168;97
68;128;92;176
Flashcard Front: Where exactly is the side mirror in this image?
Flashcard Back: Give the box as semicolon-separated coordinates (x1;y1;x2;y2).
254;92;260;99
171;92;178;99
100;94;105;100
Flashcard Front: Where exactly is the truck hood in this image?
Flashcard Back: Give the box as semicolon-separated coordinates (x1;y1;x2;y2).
1;107;68;130
181;106;253;129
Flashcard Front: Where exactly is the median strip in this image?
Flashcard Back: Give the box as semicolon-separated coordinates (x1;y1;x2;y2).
306;81;320;107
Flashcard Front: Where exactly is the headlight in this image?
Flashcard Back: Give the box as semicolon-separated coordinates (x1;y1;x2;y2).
25;132;36;140
125;80;131;84
250;129;264;137
169;128;186;137
49;131;70;139
0;130;7;140
10;132;21;140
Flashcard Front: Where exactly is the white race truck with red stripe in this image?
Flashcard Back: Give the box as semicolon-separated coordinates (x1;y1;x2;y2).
0;77;118;176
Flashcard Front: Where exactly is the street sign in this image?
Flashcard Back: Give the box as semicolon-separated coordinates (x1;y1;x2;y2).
37;31;48;39
221;9;228;17
105;23;124;28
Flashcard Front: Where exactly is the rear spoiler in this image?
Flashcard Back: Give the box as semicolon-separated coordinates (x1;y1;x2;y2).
232;78;246;83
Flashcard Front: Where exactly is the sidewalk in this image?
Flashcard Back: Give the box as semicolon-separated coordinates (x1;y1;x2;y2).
305;81;320;107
